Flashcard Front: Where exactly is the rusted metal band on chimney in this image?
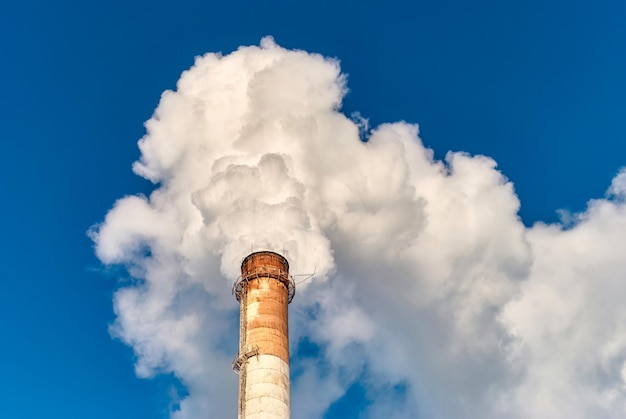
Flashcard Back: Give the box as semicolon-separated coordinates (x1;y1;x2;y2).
234;251;295;304
241;251;290;279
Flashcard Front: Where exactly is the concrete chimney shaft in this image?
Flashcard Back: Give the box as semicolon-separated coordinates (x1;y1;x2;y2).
233;251;295;419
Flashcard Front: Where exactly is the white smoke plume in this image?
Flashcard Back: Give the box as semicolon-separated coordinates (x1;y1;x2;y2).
91;37;626;418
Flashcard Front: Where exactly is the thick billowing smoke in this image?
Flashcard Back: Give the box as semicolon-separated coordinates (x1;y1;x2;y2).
91;37;626;418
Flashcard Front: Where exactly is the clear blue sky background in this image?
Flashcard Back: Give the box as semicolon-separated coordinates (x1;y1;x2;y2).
1;1;625;417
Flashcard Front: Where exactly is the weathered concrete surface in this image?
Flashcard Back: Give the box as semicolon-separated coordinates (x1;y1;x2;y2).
245;277;290;363
244;355;290;418
237;252;291;419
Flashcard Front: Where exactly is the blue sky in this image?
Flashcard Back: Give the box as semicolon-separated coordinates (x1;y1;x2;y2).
2;1;626;418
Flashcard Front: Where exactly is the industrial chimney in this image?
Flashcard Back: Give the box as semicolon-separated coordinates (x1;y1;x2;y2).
232;251;295;419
